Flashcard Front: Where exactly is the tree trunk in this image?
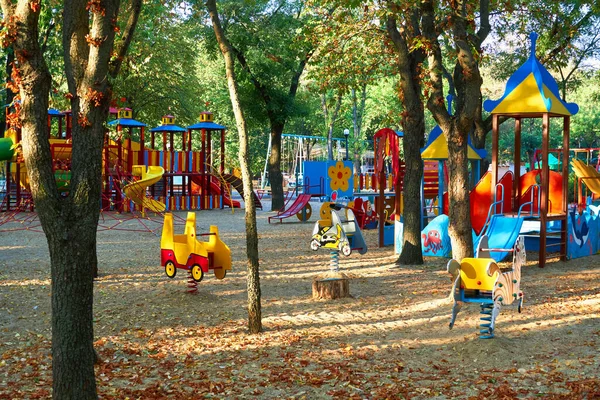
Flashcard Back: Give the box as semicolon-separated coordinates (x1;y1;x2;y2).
396;109;425;265
0;3;100;398
312;274;350;299
471;112;489;179
48;221;98;398
268;122;284;211
352;85;367;174
446;123;473;260
386;15;425;266
207;0;262;334
2;0;138;397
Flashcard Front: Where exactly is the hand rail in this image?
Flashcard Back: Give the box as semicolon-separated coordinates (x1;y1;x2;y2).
475;182;506;243
517;184;541;218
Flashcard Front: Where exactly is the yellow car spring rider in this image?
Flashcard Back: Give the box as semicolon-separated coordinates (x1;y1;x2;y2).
160;212;231;283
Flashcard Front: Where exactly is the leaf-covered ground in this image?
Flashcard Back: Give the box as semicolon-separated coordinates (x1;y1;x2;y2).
1;202;599;399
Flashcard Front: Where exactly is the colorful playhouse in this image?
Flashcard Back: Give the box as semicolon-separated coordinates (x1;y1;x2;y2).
1;108;261;214
395;32;600;266
483;32;579;267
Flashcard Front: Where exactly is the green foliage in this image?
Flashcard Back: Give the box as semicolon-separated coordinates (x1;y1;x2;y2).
199;0;312;124
570;70;600;148
488;0;600;95
112;0;204;127
305;3;392;94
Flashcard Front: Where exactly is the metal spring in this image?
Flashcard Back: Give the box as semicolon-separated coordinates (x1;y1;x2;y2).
330;250;339;272
187;270;198;294
479;303;494;339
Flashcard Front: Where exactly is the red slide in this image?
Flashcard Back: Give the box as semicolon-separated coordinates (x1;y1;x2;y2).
191;175;241;208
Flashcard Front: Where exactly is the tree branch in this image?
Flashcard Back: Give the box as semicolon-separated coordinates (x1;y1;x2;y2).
476;0;491;47
540;10;594;65
39;16;55;55
231;44;273;112
422;0;451;129
110;0;142;79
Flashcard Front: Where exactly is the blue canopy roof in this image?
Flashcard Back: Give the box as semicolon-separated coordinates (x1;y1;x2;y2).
150;124;187;133
48;108;64;116
187;121;226;130
108;118;147;128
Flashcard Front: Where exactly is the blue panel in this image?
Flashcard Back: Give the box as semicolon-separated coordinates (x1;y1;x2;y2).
303;161;327;195
567;209;599;259
421;214;452;257
187;122;226;130
150;124;187;132
303;160;354;199
107;118;147;127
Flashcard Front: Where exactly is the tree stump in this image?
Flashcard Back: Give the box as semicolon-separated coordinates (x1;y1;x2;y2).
312;272;350;300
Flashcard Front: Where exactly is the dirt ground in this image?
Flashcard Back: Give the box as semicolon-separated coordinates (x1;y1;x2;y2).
0;201;599;399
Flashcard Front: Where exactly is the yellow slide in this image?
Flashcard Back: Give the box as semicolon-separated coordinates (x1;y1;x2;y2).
123;165;166;213
571;159;600;195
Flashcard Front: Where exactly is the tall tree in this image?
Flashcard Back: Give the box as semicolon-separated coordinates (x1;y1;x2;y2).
206;0;262;334
202;0;313;211
421;0;490;260
0;0;141;397
384;6;427;265
307;2;424;264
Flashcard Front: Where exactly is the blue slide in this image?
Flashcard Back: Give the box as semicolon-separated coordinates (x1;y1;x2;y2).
476;215;524;262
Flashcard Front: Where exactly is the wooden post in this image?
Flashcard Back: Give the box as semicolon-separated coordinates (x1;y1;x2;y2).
539;112;550;268
561;116;570;262
514;117;522;212
491;114;499;199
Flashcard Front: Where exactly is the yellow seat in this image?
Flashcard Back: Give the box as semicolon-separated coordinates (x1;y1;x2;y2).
459;258;499;291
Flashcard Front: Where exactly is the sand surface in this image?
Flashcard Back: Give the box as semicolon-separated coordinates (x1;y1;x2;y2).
0;200;599;399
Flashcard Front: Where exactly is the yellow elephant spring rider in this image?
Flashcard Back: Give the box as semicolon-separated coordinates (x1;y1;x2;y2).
447;236;525;339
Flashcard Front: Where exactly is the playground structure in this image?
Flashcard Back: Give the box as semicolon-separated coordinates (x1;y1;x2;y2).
447;236;526;339
265;133;355;191
407;33;582;267
268;193;313;223
160;212;231;293
372;128;404;248
483;32;578;268
1;108;261;214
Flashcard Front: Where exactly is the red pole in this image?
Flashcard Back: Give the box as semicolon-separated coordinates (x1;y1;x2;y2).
138;126;145;166
220;128;225;209
201;128;206;209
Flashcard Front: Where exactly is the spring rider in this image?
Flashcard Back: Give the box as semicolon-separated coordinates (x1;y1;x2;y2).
161;212;231;293
446;235;525;338
310;203;367;299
